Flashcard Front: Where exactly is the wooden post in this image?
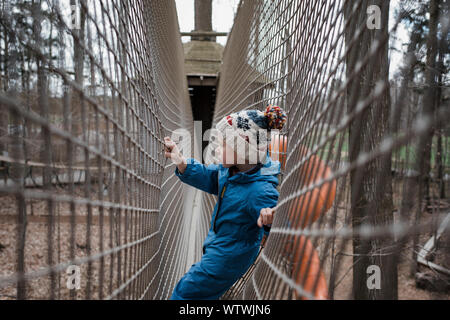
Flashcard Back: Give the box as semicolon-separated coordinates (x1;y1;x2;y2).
193;0;215;41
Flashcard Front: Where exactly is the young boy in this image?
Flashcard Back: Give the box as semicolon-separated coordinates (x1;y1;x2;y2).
164;106;287;300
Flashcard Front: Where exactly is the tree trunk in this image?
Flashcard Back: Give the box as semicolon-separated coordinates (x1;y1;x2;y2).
436;0;448;199
345;0;397;300
71;0;86;138
421;0;440;207
409;0;441;277
0;0;9;154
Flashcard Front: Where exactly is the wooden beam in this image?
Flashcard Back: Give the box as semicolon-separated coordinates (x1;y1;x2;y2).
180;32;228;37
187;76;218;87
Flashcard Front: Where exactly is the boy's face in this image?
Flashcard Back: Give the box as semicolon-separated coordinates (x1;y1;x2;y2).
216;140;240;167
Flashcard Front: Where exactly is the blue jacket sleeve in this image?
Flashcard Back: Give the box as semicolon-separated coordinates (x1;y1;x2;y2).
248;183;280;237
174;158;219;195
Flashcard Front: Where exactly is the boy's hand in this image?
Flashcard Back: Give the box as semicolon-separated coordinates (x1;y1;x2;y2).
257;207;275;228
164;137;187;172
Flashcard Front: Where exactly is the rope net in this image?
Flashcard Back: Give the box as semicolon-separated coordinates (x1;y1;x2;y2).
0;0;194;299
213;0;450;299
0;0;449;300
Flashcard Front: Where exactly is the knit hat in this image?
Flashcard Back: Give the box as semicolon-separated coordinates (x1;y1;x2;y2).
214;105;287;165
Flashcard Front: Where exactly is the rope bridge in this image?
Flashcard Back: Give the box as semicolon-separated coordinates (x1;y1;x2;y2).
0;0;449;300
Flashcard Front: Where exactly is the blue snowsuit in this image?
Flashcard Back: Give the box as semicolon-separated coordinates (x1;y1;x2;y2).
170;152;280;300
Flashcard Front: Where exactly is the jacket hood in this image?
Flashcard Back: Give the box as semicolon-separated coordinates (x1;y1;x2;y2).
220;151;281;186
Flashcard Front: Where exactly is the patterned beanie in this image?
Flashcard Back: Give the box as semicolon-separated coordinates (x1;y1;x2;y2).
214;105;287;164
